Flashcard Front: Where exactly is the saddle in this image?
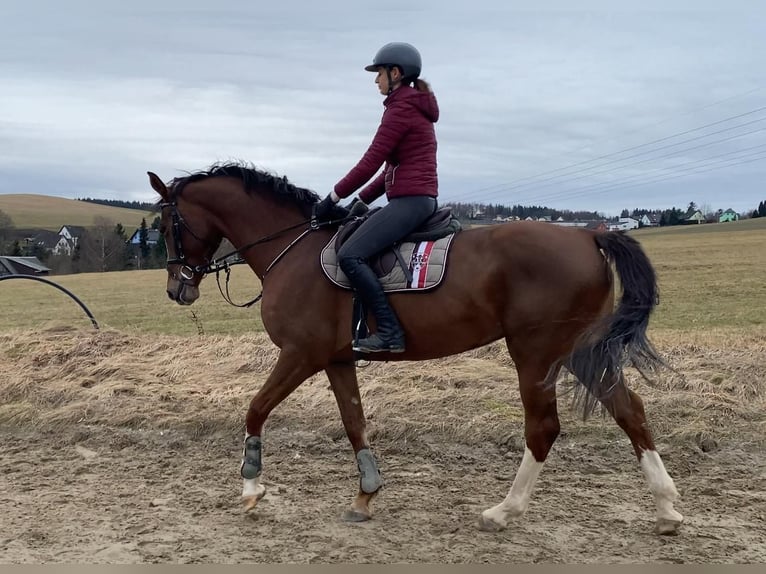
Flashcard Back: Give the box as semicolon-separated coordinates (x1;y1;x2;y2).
320;206;462;293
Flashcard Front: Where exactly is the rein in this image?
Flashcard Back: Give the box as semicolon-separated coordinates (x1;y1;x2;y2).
160;200;348;308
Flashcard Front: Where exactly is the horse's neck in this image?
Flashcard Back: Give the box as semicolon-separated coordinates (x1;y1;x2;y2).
211;193;314;279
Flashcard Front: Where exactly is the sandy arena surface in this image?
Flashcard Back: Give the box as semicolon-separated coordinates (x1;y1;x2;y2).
1;328;764;563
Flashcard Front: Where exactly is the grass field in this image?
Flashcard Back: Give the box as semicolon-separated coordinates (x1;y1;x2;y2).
0;217;763;336
0;194;155;231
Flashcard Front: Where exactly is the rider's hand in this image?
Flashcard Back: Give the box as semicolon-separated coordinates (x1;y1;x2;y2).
346;197;369;217
313;194;349;224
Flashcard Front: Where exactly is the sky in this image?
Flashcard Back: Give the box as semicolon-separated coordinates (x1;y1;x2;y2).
1;0;765;216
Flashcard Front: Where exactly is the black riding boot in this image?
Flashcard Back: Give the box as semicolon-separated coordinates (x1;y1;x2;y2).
340;257;405;353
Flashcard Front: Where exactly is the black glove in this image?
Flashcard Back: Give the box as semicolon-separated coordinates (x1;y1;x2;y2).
346;197;369;217
313;195;349;224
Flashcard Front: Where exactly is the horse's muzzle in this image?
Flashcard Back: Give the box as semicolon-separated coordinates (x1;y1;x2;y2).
167;279;200;305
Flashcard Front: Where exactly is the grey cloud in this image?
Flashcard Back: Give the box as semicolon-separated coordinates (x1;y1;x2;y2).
1;1;765;215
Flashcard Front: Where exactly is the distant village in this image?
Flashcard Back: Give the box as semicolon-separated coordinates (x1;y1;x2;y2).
444;201;751;232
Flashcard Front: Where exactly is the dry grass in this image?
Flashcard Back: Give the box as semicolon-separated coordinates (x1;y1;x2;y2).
0;325;762;452
0;269;265;335
633;218;765;331
0;194;155;231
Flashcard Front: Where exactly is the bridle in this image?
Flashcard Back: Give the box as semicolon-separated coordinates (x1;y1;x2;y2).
158;199;346;307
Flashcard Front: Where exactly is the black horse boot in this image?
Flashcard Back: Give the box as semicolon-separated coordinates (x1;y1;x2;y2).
341;257;405;353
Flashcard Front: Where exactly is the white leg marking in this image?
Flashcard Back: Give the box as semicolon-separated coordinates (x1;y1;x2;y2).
242;477;266;500
640;449;683;528
481;446;544;529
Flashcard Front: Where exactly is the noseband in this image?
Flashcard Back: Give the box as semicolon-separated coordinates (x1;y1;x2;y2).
159;200;217;285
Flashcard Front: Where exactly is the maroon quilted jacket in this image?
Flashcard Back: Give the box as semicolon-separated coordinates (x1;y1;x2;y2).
334;85;439;204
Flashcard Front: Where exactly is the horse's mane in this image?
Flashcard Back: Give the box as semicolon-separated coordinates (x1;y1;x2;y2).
167;161;321;209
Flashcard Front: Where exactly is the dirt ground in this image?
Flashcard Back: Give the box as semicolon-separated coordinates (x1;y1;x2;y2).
1;328;765;563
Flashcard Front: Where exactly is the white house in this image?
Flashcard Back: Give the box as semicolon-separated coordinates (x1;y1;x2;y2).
53;225;87;256
639;213;661;227
618;217;639;230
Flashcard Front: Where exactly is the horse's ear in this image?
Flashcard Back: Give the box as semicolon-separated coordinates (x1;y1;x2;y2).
147;171;169;200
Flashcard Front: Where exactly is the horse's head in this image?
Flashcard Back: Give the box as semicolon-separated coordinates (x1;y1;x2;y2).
148;171;223;305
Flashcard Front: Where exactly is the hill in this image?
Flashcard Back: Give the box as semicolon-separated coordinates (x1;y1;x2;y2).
0;194;156;231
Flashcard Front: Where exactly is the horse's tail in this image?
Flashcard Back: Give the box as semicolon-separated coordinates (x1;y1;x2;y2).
561;231;669;418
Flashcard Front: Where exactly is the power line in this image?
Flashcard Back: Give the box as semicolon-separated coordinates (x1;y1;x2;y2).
504;142;766;207
480;125;766;205
455;103;766;200
509;151;766;208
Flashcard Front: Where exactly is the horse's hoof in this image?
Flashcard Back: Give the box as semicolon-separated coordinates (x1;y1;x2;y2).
242;496;261;512
342;508;372;523
477;513;506;532
242;489;266;512
655;516;683;535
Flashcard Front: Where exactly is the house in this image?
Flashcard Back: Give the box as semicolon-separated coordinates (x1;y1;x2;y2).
5;228;61;253
128;228;161;245
28;229;62;252
58;225;86;243
608;220;637;231
0;256;51;276
639;213;661;227
618;217;639;230
684;210;705;224
719;209;739;223
55;225;87;256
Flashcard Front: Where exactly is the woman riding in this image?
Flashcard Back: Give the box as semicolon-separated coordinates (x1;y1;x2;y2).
313;41;440;353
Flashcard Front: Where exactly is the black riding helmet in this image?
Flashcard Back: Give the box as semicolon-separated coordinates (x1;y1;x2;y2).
365;42;422;82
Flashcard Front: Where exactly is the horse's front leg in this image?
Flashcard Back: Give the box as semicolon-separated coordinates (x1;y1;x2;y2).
241;348;320;511
325;361;384;522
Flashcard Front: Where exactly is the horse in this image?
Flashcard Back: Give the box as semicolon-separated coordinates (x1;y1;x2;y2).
147;162;683;534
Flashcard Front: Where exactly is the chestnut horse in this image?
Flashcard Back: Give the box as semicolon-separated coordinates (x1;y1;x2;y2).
147;163;683;534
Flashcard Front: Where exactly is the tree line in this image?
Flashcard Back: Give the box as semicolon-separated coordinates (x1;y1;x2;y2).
77;198;157;211
443;202;605;222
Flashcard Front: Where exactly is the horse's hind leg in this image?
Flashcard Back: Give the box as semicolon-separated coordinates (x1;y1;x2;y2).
601;384;683;534
479;348;561;532
324;361;384;522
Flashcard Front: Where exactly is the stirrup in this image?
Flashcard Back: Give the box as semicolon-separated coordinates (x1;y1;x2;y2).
353;333;405;354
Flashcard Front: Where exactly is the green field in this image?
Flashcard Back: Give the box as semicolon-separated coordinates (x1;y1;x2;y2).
0;218;763;336
0;194;155;231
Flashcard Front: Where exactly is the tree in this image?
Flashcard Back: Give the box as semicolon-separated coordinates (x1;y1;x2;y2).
139;218;150;261
79;216;129;272
0;209;15;252
150;235;167;269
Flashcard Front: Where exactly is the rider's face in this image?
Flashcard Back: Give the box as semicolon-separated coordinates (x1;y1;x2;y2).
375;67;401;95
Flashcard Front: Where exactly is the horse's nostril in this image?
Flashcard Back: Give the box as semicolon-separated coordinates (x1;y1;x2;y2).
166;290;175;301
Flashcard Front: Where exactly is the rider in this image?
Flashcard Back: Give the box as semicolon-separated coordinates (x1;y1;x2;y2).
313;41;440;354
